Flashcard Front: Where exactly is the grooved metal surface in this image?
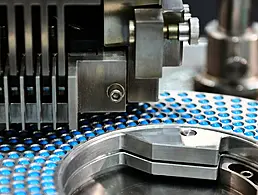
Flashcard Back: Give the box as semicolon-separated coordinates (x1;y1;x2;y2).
0;91;257;194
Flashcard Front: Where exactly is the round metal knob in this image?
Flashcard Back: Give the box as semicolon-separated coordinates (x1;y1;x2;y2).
188;17;200;45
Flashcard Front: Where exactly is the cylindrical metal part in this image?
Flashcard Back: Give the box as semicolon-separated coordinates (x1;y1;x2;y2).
218;0;251;36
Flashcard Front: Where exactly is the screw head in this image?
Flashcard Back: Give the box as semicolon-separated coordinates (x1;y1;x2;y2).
107;83;125;103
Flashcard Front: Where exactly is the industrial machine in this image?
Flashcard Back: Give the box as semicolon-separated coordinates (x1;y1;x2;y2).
0;0;257;195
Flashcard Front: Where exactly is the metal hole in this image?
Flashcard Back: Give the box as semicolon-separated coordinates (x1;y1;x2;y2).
240;170;254;179
180;129;197;136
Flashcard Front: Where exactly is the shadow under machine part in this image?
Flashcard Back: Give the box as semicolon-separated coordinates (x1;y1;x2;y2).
194;0;258;99
0;0;199;130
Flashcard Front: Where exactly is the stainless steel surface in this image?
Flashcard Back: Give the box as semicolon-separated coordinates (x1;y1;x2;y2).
134;8;164;79
218;0;251;36
127;44;159;102
194;0;258;99
56;125;258;195
77;52;126;113
103;0;159;46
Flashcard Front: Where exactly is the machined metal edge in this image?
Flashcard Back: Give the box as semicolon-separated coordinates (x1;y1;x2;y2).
55;124;258;195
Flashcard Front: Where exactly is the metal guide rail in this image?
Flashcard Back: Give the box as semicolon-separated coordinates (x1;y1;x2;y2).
0;91;256;194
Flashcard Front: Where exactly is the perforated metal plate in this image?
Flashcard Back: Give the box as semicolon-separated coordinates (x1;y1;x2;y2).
0;91;257;194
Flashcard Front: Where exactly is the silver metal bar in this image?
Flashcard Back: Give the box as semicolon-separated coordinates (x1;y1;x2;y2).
57;3;66;76
20;57;25;129
24;3;33;76
41;3;50;76
7;2;17;76
52;55;57;129
4;66;9;129
36;55;41;129
68;60;78;129
134;9;164;79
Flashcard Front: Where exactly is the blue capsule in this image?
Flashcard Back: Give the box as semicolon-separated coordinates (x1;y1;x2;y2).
181;114;192;119
186;104;197;109
0;168;11;176
223;125;234;130
0;145;11;152
163;119;173;124
45;144;56;151
13;175;25;181
247;107;258;112
170;103;181;108
155;112;166;118
161;108;172;113
182;98;192;102
0;186;10;193
116;123;126;129
15;145;25;152
232;110;242;115
231;98;241;103
155;103;165;108
201;105;212;110
14;166;27;173
0;177;10;185
8;152;20;159
204;111;215;115
199;121;210;126
233;128;245;133
233;122;244;127
198;99;209;104
168;113;179;119
246;119;257;124
215;101;225;106
217;107;228;112
244;131;255;137
213;95;224;100
187;120;198;124
175;108;187;113
30;164;41;171
232;116;243;120
94;128;105;135
248;102;258;106
60;144;72;151
207;117;218;121
190;109;201;114
231;104;242;109
178;92;188;97
13;182;25;189
39;150;50;157
220;119;231;124
139;119;149;125
28;171;40;177
194;115;205;120
151;119;161;124
175;119;185;124
42;181;55;188
246;113;257;118
196;94;206;98
76;135;87;142
165;98;175;102
27;179;39;185
160;92;170;96
18;158;30;165
3;160;15;167
245;125;256;130
29;186;41;193
211;123;222;128
14;191;26;195
30;145;41;152
44;188;56;194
